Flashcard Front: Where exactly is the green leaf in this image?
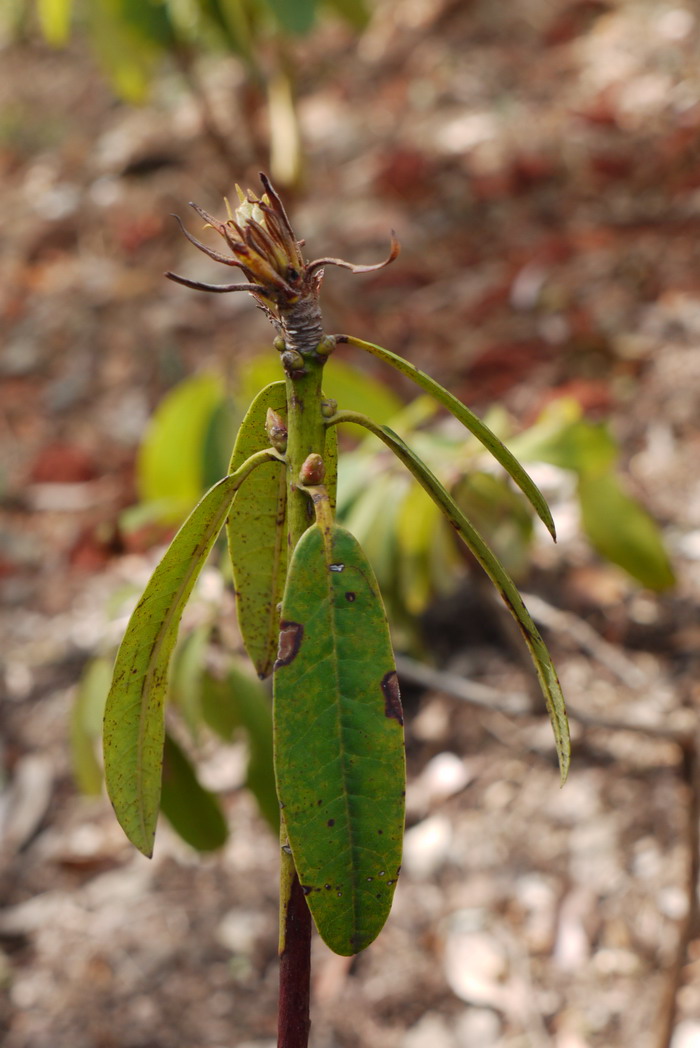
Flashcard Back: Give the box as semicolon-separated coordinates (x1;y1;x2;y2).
228;382;289;678
330;412;571;784
104;448;278;857
396;483;444;615
341;335;556;540
71;657;112;795
261;0;317;34
228;382;338;677
137;373;225;524
160;732;228;852
578;472;675;590
274;523;405;956
85;0;163;102
202;394;241;490
36;0;73;44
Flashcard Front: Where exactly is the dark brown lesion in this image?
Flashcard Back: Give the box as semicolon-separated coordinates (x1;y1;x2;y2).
274;620;304;670
381;670;403;725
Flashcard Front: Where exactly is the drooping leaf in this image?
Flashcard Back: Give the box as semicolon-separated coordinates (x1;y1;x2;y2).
160;732;228;852
71;657;112;795
228;382;289;678
578;472;675;590
137;373;225;524
104;448;278;857
274;523;405;956
37;0;73;44
341;335;556;540
330;412;571;783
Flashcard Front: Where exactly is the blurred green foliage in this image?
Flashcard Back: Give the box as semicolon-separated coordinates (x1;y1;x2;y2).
11;0;370;181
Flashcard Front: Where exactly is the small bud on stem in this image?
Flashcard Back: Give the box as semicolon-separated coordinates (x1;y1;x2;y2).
266;408;288;452
299;454;325;486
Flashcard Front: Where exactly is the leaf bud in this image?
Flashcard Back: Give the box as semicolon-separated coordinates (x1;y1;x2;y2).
265;408;288;452
281;349;305;374
299;453;325;486
316;336;336;358
320;398;338;419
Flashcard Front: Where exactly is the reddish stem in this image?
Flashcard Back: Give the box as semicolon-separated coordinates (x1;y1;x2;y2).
278;872;312;1048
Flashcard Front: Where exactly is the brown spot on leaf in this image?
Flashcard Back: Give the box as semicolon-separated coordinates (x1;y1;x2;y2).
345;592;356;602
327;818;335;827
381;670;403;725
274;621;303;670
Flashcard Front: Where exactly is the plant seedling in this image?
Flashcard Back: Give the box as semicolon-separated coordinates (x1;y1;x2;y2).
103;175;570;1047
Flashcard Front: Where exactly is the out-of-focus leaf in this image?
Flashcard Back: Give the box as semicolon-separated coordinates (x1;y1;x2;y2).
118;0;176;47
137;373;225;524
160;732;228;852
104;449;278;857
71;657;112;795
511;398;617;476
396;483;443;615
198;0;254;57
239;356;404;425
344;336;557;540
202;395;241;490
226;660;278;832
343;470;407;594
36;0;73;44
578;472;675;590
169;623;212;738
261;0;316;34
330;411;571;784
274;522;405;956
201;669;240;741
86;0;163;102
323;0;369;30
453;472;534;580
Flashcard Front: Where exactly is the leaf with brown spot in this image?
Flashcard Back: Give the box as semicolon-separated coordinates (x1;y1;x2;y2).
274;523;405;955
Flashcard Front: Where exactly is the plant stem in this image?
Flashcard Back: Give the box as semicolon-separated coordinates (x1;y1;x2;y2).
277;352;327;1048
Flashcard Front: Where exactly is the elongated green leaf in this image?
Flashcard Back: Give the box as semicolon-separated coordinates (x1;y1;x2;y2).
578;472;675;590
228;382;338;677
274;523;405;956
340;335;556;540
104;448;278;857
329;412;571;783
160;732;228;852
228;383;288;678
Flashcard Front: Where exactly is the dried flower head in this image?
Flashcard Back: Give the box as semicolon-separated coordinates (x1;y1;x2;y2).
165;174;398;357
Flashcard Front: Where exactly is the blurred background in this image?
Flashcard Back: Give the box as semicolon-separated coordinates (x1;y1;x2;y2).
2;0;700;1046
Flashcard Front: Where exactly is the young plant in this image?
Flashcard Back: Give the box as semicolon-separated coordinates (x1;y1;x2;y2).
103;176;570;1047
